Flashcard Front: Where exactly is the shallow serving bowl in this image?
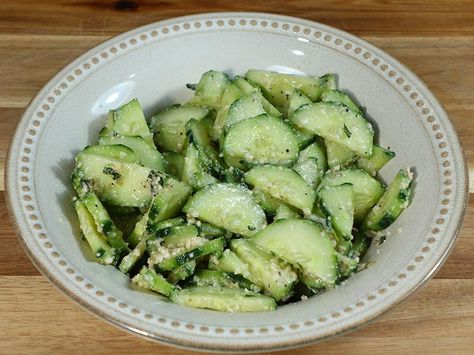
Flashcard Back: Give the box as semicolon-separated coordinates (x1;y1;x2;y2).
7;12;468;352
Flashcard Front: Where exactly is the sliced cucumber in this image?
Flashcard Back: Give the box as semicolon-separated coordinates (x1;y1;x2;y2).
357;145;396;176
98;135;165;171
132;267;175;297
191;269;259;292
155;237;225;272
291;102;374;157
167;260;196;284
295;140;327;189
246;69;328;109
80;191;129;257
252;190;286;215
162;151;185;179
292;157;320;190
321;89;362;116
208;249;255;283
319;184;354;241
320;73;337;90
211;83;243;140
146;176;193;227
189;70;233;107
197;223;226;239
336;253;359;278
287;90;312;118
274;204;301;220
362;169;413;231
170;286;276;312
75;152;154;207
183;183;267;236
225;91;266;128
182;143;218;190
325;140;357;169
223;115;299;168
186;118;212;147
150;105;209;153
231;239;297;301
83;144;137;163
233;76;282;117
349;231;371;259
119;238;147;273
160;225;200;248
252;219;338;288
73;199;116;265
319;168;385;222
244;165;316;212
105;98;153;145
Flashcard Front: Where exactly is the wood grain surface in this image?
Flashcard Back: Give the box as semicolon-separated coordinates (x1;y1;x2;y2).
0;1;472;353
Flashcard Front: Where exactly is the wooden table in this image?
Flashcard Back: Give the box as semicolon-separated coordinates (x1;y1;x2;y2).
1;1;473;353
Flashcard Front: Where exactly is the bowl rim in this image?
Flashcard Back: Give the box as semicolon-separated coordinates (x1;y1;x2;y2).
6;11;469;352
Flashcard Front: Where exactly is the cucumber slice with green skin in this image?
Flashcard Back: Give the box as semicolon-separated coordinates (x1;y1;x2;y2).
252;219;338;288
211;83;243;141
325;140;357;170
287;90;312;118
223;115;299;168
231;239;297;301
336;252;359;278
357;145;396;177
320;73;337;90
292;157;320;190
74;199;116;265
119;238;147;273
155;237;225;272
150;105;209;153
208;249;256;282
296;140;327;189
80;192;129;257
75;153;154;207
362;169;413;231
186;118;212;147
197;223;226;238
83;144;137;163
245;70;328;110
105;98;154;145
182;144;218;190
293;127;314;149
189;70;233;108
274;204;301;220
162;151;185;179
146;177;193;228
233;76;282;118
183;183;267;237
191;269;260;292
252;190;286;215
160;225;200;248
170;286;276;312
349;231;371;259
291;102;374;158
319;184;354;241
98;135;166;171
127;177;192;246
132;267;175;297
321;89;363;116
167;260;196;284
244;165;316;212
225;91;266;129
319;168;385;222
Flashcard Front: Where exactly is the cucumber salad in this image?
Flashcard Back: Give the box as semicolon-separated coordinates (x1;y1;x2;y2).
71;69;413;312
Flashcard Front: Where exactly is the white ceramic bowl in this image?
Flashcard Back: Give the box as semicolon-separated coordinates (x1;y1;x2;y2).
7;13;468;352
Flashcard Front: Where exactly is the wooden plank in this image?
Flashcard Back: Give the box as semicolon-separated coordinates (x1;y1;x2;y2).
1;277;473;354
0;35;473;111
1;1;474;37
